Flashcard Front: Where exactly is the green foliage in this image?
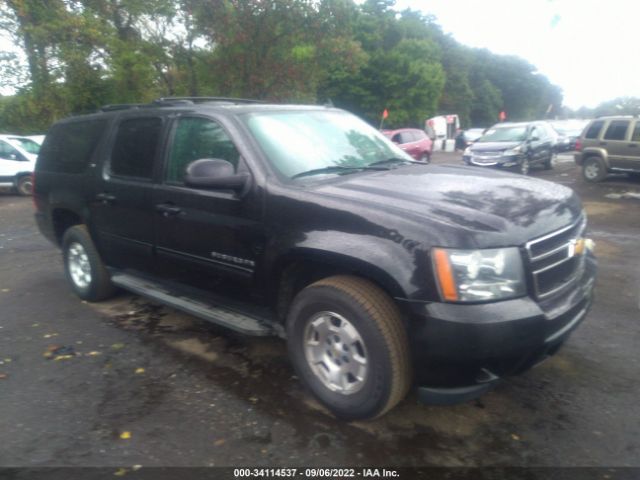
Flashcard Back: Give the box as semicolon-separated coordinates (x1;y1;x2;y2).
0;0;567;133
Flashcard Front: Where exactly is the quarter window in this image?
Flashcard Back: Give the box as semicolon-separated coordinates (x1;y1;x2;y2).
585;121;604;139
111;117;162;179
166;117;239;183
632;122;640;142
38;119;106;173
603;120;630;141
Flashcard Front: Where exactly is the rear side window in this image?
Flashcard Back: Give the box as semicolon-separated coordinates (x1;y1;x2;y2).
110;117;162;179
37;119;107;173
603;120;630;141
584;121;604;139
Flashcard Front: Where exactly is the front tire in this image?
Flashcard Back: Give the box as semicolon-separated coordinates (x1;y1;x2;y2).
62;225;115;301
582;156;607;183
287;275;411;420
544;153;555;170
518;157;530;175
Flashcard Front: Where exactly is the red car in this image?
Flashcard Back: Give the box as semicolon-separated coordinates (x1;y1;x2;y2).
383;128;433;163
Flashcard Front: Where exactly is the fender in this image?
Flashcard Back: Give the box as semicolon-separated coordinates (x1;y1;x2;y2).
580;147;609;167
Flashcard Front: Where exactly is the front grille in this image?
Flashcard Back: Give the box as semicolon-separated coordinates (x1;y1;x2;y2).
525;216;587;299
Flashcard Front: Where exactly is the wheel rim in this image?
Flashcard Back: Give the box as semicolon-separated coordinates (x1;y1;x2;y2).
585;161;600;179
67;242;92;289
520;159;530;175
18;178;33;195
303;311;368;395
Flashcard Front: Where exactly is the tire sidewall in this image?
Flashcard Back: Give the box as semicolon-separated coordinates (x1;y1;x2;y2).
62;226;109;301
16;175;33;196
583;157;605;182
287;286;394;420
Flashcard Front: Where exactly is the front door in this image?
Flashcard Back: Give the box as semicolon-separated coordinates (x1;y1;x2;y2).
153;115;264;293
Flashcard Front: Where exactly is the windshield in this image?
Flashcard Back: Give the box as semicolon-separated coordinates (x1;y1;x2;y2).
478;126;527;143
9;137;41;154
242;110;412;179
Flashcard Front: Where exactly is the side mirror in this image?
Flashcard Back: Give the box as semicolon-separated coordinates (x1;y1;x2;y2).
184;158;249;191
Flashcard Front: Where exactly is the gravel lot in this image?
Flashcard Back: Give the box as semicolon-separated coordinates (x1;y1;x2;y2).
1;151;639;471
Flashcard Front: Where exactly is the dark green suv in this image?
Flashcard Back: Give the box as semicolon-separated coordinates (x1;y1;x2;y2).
575;116;640;182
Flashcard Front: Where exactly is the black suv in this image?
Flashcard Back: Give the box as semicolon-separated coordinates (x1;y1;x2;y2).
34;98;597;420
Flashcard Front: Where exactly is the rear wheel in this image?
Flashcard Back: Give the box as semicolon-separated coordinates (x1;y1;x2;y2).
62;225;115;301
16;175;33;196
287;275;411;420
582;156;607;182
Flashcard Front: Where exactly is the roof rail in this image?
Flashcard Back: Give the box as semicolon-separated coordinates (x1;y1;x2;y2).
99;104;146;112
153;96;263;105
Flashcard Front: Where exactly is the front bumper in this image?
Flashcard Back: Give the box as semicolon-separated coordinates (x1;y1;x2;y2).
402;253;596;404
464;153;522;168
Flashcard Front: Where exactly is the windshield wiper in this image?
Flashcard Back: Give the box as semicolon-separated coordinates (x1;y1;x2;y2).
368;157;421;167
290;165;389;179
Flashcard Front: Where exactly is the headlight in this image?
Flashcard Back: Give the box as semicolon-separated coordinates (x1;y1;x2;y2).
432;247;526;302
503;146;522;156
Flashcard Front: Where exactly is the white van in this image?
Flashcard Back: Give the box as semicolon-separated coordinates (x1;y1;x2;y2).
0;135;40;195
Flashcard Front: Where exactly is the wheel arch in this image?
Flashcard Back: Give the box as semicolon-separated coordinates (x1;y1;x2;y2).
271;249;407;323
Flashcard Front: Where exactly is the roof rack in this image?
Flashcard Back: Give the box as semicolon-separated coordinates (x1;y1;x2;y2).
153;96;263;105
99;104;146;112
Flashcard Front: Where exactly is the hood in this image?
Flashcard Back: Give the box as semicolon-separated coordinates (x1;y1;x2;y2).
315;164;583;248
470;141;522;152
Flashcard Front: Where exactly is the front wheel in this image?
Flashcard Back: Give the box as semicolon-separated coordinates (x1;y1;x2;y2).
518;158;530;175
544;153;555;170
62;225;116;301
287;275;411;420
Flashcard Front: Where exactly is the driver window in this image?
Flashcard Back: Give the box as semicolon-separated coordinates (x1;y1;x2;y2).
166;117;240;183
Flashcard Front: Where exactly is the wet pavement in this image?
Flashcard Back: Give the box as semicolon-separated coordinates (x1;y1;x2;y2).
1;153;639;468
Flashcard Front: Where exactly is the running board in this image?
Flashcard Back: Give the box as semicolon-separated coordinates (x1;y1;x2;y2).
111;273;282;337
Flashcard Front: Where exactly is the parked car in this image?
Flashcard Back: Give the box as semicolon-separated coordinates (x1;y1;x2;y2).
550;120;589;152
575;116;640;182
463;121;555;175
0;134;41;195
383;128;433;162
34;98;596;420
455;128;485;151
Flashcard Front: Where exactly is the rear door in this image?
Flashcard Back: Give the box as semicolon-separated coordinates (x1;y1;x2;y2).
601;119;631;169
0;140;29;182
620;120;640;170
153;115;265;289
90;115;166;271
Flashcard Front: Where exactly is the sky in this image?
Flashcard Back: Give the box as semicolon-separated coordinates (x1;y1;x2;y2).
1;0;638;108
395;0;640;109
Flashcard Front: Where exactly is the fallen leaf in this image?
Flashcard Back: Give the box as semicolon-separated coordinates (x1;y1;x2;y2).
114;468;128;476
1;289;9;293
87;351;102;356
132;465;142;471
31;323;40;327
53;355;74;361
4;358;11;363
134;368;145;374
248;396;258;404
120;431;132;440
213;439;226;447
0;373;7;380
111;343;125;350
511;434;521;441
43;333;59;339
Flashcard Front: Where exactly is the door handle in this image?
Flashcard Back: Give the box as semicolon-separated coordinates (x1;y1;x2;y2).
155;203;183;217
96;193;116;205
